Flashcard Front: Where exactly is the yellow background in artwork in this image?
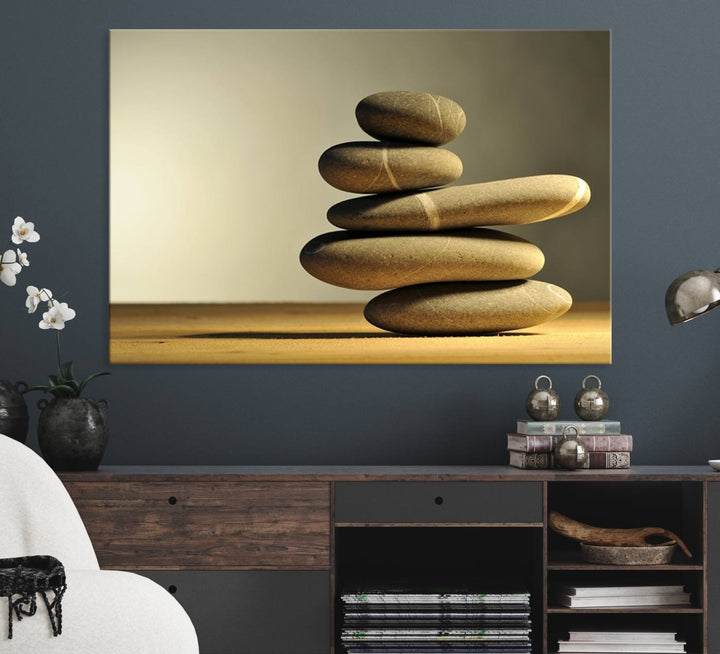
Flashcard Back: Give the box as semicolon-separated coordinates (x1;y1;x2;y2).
110;30;609;303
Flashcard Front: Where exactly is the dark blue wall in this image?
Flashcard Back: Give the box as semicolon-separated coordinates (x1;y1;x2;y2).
1;1;719;465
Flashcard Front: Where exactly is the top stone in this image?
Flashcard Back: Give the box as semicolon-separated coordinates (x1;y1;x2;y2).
356;91;466;146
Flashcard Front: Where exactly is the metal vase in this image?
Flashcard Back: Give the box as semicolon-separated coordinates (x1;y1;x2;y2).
574;374;609;420
0;380;29;443
554;425;589;470
37;397;109;471
525;375;561;421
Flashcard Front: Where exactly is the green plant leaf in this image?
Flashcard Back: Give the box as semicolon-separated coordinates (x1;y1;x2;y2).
49;374;79;393
58;361;74;383
25;384;50;394
77;371;111;395
50;384;78;398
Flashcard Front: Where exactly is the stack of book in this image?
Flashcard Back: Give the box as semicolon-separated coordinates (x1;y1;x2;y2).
557;630;686;653
507;419;632;469
340;585;532;654
551;583;691;608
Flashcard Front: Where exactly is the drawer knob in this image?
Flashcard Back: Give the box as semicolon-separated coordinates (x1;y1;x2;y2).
168;496;178;505
434;496;444;505
168;585;177;594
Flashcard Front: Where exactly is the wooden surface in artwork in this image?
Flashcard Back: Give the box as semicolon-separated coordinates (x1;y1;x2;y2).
109;301;611;364
65;481;331;570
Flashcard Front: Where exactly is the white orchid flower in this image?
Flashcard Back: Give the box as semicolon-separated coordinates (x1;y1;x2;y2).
16;249;29;266
11;216;40;245
26;285;53;313
39;302;76;330
0;249;22;286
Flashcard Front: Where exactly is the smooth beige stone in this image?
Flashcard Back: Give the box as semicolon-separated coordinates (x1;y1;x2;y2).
299;229;544;290
318;142;462;194
356;91;467;145
328;175;591;231
364;280;572;334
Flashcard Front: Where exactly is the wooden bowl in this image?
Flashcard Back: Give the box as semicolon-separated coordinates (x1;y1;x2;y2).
580;542;677;565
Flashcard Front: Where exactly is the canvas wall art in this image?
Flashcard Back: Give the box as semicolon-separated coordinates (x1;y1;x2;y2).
109;29;610;364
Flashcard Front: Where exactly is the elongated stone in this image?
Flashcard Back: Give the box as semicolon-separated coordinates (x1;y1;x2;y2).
327;175;591;231
364;281;572;334
356;91;466;145
318;142;462;194
299;229;544;290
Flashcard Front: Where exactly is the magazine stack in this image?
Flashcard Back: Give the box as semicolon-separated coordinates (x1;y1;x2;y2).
340;585;532;654
551;583;690;609
556;631;686;653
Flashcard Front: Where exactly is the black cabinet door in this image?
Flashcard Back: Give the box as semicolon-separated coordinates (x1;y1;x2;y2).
335;481;543;523
137;570;330;654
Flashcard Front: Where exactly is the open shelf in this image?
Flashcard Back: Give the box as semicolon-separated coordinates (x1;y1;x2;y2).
548;606;704;614
547;550;702;571
544;480;706;654
331;478;709;654
335;526;542;654
547;481;705;563
547;610;704;654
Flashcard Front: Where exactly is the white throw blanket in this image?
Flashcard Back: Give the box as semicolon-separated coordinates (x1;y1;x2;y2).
0;434;198;653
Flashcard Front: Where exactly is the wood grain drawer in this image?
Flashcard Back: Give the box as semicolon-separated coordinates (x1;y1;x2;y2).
334;481;542;524
64;481;330;570
136;570;330;654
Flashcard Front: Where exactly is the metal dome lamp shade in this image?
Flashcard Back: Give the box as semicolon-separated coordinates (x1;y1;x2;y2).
665;269;720;325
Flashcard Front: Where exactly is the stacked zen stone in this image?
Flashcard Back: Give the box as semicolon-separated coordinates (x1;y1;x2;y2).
300;91;591;334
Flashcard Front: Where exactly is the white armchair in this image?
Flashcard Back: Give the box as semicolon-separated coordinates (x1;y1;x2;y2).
0;434;199;653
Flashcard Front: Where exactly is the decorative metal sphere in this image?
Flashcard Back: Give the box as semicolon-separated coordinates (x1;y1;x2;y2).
525;375;560;421
554;426;589;470
574;374;609;421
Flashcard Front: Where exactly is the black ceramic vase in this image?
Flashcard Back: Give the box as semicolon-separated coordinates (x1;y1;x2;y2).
37;397;109;471
0;380;29;443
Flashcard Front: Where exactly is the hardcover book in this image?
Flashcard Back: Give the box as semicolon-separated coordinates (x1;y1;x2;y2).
566;632;679;642
516;420;621;435
508;452;550;469
556;585;684;597
507;433;632;453
553;592;690;608
557;644;684;653
508;451;630;469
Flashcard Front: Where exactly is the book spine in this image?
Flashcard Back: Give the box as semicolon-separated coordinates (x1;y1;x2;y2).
517;420;621;435
549;452;630;469
582;451;631;469
509;451;550;469
507;434;553;453
510;451;630;469
507;433;633;453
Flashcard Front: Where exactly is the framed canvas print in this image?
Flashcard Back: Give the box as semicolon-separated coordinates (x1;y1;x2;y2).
109;29;610;364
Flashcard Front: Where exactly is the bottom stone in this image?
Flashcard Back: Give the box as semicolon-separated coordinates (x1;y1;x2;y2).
364;280;572;334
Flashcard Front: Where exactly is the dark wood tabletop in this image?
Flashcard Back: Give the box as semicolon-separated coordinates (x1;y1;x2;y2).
58;464;720;482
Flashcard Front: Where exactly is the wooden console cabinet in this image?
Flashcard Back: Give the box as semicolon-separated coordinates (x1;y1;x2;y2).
60;466;719;654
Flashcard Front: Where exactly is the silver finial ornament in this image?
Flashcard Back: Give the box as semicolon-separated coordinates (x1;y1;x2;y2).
574;374;609;420
554;425;589;470
526;375;560;421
